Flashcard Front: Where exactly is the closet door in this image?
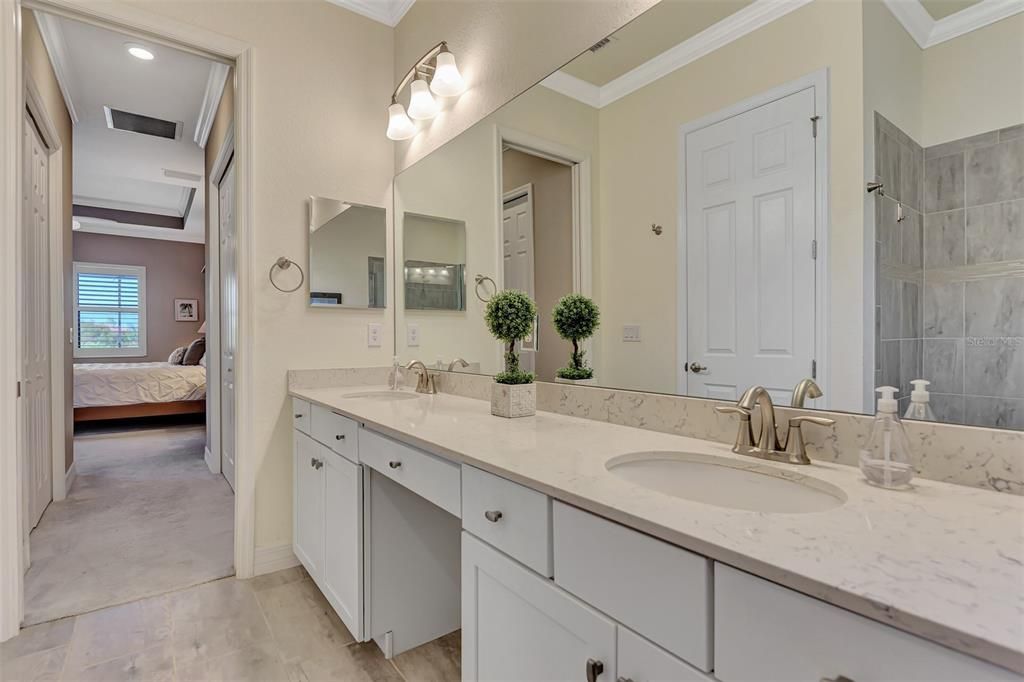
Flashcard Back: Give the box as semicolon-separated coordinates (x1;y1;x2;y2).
462;532;615;682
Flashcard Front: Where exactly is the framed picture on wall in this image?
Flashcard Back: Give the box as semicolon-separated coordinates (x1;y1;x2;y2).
175;299;198;322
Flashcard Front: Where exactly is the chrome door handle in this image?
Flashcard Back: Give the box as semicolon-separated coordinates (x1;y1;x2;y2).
586;659;604;682
689;362;706;373
335;434;346;441
294;413;303;418
484;510;503;523
388;461;402;469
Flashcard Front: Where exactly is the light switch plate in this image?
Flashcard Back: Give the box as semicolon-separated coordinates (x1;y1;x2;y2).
622;325;641;342
367;323;382;347
407;324;420;347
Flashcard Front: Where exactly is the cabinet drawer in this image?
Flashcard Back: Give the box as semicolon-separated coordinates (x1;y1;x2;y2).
618;626;713;682
553;502;712;671
310;404;359;463
292;398;311;435
462;466;551;577
359;429;460;517
714;564;1015;682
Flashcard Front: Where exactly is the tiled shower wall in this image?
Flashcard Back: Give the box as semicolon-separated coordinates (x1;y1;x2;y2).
876;115;1023;429
921;124;1024;429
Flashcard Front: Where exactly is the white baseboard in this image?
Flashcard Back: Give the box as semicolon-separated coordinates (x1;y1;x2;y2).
64;461;77;493
204;446;221;474
253;543;299;576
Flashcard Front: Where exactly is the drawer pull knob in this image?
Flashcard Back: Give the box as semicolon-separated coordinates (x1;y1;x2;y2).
388;461;402;469
821;677;854;682
335;434;346;441
586;659;604;682
294;413;303;418
310;457;317;469
484;510;503;523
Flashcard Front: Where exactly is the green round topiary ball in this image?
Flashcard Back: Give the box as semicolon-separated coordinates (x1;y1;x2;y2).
485;289;537;343
552;294;600;342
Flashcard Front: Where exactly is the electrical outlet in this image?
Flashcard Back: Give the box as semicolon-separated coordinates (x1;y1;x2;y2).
622;325;641;342
407;324;420;347
367;323;382;348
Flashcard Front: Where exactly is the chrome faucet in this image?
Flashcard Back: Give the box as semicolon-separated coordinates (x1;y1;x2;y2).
446;358;469;372
715;380;835;465
405;360;437;394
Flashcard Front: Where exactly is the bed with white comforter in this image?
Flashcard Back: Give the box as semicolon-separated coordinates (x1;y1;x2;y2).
74;362;207;408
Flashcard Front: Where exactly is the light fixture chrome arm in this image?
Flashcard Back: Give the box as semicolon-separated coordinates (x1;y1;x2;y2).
391;41;449;104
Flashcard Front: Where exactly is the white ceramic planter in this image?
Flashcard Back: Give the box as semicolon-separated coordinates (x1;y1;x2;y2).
554;376;596;386
491;382;536;418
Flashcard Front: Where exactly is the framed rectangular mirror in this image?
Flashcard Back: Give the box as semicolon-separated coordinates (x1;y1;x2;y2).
308;197;387;309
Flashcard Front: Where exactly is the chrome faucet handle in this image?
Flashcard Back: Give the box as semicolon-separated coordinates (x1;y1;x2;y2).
784;415;836;464
715;405;754;452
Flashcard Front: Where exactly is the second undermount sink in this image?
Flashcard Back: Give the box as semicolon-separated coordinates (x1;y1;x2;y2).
340;390;423;402
606;451;846;514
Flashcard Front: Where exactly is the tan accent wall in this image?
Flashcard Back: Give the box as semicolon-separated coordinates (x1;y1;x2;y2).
72;233;206;363
502;149;574;382
23;10;74;470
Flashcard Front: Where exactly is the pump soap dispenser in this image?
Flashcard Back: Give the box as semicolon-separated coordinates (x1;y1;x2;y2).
860;386;914;489
904;379;937;422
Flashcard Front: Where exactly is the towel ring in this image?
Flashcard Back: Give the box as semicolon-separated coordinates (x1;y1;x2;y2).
269;257;305;293
474;274;496;302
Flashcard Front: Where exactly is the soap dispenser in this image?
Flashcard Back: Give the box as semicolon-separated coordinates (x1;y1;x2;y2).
904;379;937;422
859;386;914;489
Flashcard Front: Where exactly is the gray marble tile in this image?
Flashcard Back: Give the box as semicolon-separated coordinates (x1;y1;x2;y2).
256;579;354;666
880;277;901;340
0;618;75;664
924;281;965;337
0;645;66;681
901;281;921;339
925;130;999;160
877;129;901;194
72;643;175;682
1000;124;1024;142
297;641;403;682
924;209;966;267
879;197;901;266
923;339;964;394
392;630;461;681
965;277;1024;338
929;393;966;424
924;152;965;212
176;639;296;682
966;199;1024;264
899;339;923;398
64;595;171;671
901;209;923;268
881;340;901;389
966;137;1024;207
965;341;1024;398
964;397;1024;429
168;578;272;666
899;142;923;212
245;566;309;593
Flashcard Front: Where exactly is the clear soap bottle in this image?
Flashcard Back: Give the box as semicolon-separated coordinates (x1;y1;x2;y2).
859;386;914;489
904;379;937;422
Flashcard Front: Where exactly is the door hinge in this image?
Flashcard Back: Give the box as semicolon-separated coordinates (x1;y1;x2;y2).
811;239;818;259
811;115;821;138
16;380;21;398
811;360;817;379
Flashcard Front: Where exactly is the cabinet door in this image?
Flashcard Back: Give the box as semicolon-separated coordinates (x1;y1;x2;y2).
322;452;364;641
462;532;616;682
293;432;324;578
618;627;713;682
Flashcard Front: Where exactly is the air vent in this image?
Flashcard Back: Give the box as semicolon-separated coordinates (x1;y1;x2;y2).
104;106;180;140
589;37;612;52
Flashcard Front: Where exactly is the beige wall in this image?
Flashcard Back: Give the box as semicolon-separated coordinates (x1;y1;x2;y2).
113;0;395;551
23;10;74;470
502;149;574;382
393;0;657;171
863;0;924;145
72;233;206;363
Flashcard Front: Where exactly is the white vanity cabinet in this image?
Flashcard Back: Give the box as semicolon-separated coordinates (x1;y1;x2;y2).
292;431;325;577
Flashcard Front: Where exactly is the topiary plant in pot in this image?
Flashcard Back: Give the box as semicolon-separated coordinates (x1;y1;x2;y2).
484;289;537;417
552;294;600;384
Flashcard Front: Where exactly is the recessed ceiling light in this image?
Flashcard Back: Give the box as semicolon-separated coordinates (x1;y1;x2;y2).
125;43;154;61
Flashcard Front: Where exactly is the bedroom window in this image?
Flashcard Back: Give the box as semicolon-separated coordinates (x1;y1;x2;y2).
73;262;147;358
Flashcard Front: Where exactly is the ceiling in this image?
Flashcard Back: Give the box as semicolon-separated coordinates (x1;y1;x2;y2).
919;0;983;20
35;12;229;243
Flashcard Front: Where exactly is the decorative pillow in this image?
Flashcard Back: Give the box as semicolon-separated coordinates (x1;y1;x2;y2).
182;337;206;366
167;346;187;365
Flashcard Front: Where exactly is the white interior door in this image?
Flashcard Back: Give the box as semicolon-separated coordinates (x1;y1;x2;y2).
218;159;236;491
502;186;536;374
22;113;52;529
684;88;817;406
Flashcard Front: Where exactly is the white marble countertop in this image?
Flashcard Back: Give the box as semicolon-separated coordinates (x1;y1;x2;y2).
290;385;1024;673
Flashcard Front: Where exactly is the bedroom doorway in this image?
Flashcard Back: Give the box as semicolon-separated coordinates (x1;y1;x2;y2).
16;7;238;627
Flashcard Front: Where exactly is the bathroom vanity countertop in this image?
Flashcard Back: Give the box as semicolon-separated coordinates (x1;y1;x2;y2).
290;385;1024;673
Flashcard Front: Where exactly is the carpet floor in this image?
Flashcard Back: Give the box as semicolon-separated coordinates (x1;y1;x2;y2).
24;424;234;626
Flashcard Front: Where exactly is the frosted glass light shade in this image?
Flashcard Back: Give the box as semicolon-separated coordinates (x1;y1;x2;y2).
386;102;416;140
430;51;466;97
407;79;439;120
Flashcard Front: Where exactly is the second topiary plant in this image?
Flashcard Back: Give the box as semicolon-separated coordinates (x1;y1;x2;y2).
552;293;600;382
485;289;538;417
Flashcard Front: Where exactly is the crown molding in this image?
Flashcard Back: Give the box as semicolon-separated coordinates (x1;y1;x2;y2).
883;0;1024;48
32;10;80;124
542;0;813;110
324;0;415;27
194;62;230;149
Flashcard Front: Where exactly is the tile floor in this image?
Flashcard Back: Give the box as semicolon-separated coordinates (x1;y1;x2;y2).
1;567;461;681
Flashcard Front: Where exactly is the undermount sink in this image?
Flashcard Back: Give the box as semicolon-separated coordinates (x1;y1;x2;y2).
606;451;846;514
340;390;423;401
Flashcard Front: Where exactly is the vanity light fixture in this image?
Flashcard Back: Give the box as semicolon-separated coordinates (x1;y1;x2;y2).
386;41;466;140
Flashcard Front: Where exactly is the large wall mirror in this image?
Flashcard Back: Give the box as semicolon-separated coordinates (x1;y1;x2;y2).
309;197;387;308
393;0;1024;430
